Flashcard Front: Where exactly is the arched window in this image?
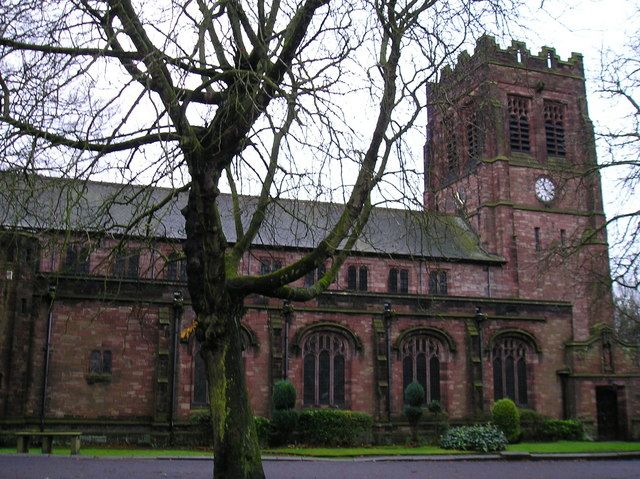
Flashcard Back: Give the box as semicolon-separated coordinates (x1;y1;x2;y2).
401;335;443;404
303;332;348;407
492;338;529;406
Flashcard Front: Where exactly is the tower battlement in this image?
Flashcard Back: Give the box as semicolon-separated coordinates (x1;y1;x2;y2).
439;35;584;83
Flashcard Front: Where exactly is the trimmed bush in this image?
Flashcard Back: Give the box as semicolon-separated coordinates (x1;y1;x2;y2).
297;409;373;447
269;409;299;446
491;398;520;442
404;382;425;444
254;416;271;447
404;382;425;406
272;380;296;411
440;424;508;452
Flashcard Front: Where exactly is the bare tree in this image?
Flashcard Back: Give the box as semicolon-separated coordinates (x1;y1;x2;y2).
596;13;640;290
0;1;519;477
613;283;640;346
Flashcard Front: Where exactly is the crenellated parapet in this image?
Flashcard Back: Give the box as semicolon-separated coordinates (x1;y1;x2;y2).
439;35;584;83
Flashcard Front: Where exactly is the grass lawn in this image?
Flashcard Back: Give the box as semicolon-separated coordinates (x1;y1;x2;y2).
1;441;639;457
0;447;211;457
263;445;465;457
264;442;640;457
506;441;640;454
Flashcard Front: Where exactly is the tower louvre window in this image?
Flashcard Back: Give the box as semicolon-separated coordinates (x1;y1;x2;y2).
443;115;458;180
466;111;483;168
544;101;566;157
508;95;530;152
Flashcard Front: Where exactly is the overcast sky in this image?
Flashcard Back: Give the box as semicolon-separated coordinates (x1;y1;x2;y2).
514;0;636;202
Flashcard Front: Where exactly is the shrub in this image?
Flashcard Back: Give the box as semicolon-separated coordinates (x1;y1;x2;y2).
440;424;508;452
269;409;299;446
404;382;425;407
427;400;443;414
189;409;212;428
254;416;271;447
297;409;373;447
272;380;296;411
491;398;520;442
540;419;583;441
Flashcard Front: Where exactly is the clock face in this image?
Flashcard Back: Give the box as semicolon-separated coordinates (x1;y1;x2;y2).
535;177;556;203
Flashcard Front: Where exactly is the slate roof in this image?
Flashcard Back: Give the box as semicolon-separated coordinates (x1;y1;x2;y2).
0;173;502;263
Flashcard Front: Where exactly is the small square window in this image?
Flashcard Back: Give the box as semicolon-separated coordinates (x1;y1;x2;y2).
88;349;113;381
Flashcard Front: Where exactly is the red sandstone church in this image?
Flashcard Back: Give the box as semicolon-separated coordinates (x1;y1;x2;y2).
1;37;638;442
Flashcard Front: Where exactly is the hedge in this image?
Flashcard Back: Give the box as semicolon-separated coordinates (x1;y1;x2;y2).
297;409;373;446
269;409;299;446
519;409;584;441
254;416;271;447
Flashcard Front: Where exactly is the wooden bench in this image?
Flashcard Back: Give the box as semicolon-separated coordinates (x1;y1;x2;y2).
15;431;82;455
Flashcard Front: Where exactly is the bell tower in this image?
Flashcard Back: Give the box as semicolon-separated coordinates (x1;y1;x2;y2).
424;36;613;340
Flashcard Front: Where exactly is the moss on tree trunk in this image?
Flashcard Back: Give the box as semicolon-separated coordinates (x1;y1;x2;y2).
203;306;264;479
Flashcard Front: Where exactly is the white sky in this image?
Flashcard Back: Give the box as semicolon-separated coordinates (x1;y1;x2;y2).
512;0;637;223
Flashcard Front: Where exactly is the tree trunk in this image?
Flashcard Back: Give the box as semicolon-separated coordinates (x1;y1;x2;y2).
202;303;265;479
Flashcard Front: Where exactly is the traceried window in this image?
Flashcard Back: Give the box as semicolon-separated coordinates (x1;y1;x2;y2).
508;95;530;152
303;332;347;407
346;265;368;291
544;101;566;157
492;338;529;406
402;335;443;404
428;270;448;295
388;268;409;293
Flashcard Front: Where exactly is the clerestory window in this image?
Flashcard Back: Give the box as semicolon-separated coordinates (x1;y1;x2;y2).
388;268;409;293
428;270;448;295
346;265;368;291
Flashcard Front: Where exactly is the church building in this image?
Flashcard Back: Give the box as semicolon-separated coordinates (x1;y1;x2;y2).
1;36;638;443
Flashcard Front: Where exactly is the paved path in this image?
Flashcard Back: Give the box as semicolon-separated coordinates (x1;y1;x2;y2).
1;455;640;479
